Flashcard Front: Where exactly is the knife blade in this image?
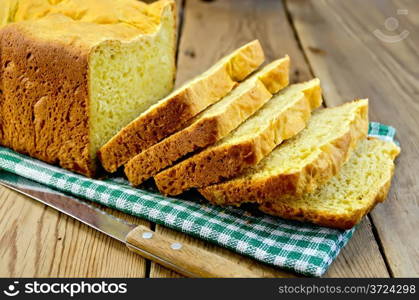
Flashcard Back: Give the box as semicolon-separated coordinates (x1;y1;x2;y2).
0;170;266;278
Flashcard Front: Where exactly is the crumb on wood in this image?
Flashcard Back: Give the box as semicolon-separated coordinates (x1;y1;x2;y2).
308;46;327;55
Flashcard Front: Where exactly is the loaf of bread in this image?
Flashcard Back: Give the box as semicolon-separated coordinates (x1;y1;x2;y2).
200;100;369;206
155;78;323;196
0;0;177;177
258;138;400;229
125;57;290;186
98;40;265;173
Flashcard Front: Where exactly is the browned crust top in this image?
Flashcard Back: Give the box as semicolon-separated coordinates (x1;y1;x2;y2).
0;25;94;176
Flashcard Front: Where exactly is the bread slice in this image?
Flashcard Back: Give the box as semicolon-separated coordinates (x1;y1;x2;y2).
125;57;290;186
98;40;265;173
258;138;400;229
200;100;369;206
0;0;177;177
155;78;323;196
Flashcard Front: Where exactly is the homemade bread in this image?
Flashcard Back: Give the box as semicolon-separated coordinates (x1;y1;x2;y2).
98;40;265;173
259;138;400;229
200;100;369;206
0;0;177;177
155;78;323;196
125;57;290;186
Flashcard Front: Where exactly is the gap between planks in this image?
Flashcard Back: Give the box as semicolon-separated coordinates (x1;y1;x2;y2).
149;0;390;278
282;0;393;277
0;186;150;277
285;0;419;277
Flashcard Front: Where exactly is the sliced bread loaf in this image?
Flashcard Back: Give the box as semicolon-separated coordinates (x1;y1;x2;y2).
258;138;400;229
200;100;369;206
154;78;323;196
125;57;290;186
98;40;265;173
0;0;176;177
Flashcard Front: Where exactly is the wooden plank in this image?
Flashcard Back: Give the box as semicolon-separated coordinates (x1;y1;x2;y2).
0;0;185;278
0;186;149;277
0;0;392;278
150;0;389;278
324;219;389;277
174;0;311;86
286;0;419;277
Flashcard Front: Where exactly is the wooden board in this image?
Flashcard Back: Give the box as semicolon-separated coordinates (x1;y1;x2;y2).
0;0;177;278
0;186;149;277
286;0;419;277
324;219;389;277
1;0;411;278
150;0;389;278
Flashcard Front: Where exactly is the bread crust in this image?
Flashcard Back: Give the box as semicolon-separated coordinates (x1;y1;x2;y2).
0;0;177;177
154;82;322;196
200;100;369;206
125;58;290;186
98;40;265;173
0;25;94;176
125;117;219;186
258;152;397;230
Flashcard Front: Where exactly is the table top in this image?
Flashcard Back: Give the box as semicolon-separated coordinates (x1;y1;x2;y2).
1;0;418;278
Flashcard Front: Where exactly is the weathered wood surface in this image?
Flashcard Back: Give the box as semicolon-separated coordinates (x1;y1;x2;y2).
1;0;417;278
0;186;149;277
286;0;419;277
151;0;390;278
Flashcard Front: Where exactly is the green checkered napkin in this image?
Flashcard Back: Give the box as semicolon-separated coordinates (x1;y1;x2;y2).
0;122;397;277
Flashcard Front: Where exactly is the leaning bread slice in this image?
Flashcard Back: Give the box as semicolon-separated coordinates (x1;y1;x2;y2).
98;40;265;173
125;57;290;186
258;138;400;229
154;78;322;196
200;99;369;206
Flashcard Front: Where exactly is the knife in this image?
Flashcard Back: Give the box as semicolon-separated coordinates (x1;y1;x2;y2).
0;171;266;278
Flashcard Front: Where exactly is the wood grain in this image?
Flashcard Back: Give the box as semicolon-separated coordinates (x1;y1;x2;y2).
149;226;297;278
324;219;389;277
286;0;419;277
0;0;184;278
0;0;402;278
127;225;294;277
174;0;311;86
0;186;149;277
150;0;389;278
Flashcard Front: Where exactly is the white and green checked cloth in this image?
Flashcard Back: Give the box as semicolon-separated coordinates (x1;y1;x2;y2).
0;122;397;277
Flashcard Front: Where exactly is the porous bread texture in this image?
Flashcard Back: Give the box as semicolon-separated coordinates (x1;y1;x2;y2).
200;99;369;206
98;40;265;173
124;57;290;186
259;138;400;229
0;0;176;177
154;78;323;196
